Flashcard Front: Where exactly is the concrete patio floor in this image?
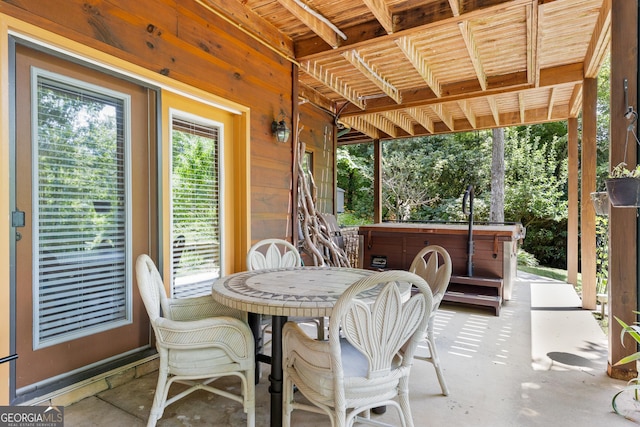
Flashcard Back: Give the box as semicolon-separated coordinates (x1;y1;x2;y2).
63;272;637;426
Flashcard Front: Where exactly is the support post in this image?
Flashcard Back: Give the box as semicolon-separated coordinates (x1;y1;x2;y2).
373;139;382;223
581;78;597;310
567;117;578;286
608;0;638;380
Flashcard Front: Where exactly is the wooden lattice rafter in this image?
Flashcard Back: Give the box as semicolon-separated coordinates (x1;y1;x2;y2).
205;0;611;141
431;103;455;132
361;113;399;138
362;0;394;34
395;36;442;98
458;20;488;92
457;100;477;129
584;0;611;79
406;107;435;134
381;110;415;136
300;60;366;110
342;50;402;104
276;0;346;48
339;116;381;140
518;92;526;123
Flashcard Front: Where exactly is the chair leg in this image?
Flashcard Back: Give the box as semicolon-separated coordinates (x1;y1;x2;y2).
244;367;256;427
282;371;293;427
398;377;414;427
426;320;449;396
147;365;169;427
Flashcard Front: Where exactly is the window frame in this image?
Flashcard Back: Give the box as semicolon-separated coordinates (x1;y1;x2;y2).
169;109;225;298
30;67;133;349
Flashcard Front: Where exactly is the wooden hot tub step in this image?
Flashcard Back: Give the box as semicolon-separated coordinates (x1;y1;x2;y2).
450;275;503;299
449;275;503;289
444;276;504;316
444;288;501;316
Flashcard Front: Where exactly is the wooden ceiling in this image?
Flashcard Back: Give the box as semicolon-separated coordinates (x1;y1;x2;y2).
197;0;611;144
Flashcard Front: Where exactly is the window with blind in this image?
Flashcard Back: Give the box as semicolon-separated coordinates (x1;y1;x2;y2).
171;115;221;298
33;68;131;348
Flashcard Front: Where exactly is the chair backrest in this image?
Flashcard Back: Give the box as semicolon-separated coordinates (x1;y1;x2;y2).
328;270;433;379
246;238;302;270
136;254;171;323
409;245;452;306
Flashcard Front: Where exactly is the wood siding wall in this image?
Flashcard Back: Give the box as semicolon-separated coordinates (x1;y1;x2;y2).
0;0;324;248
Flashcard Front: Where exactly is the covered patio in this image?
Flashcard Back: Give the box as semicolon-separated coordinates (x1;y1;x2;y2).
58;271;632;426
0;0;637;414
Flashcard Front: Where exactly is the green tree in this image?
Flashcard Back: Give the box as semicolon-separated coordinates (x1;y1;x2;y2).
504;128;568;227
381;150;434;220
503;128;569;266
337;144;373;222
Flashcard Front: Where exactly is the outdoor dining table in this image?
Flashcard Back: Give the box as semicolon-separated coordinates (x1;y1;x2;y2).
211;265;383;427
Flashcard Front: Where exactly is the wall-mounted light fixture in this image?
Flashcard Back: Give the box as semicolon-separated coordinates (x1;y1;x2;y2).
271;114;291;143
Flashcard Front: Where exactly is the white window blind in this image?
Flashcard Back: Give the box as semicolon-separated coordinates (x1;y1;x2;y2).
33;69;131;348
171;116;221;298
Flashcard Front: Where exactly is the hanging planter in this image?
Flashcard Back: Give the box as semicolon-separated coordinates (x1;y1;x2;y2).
606;163;640;208
590;191;609;215
605;103;640;208
606;178;640;207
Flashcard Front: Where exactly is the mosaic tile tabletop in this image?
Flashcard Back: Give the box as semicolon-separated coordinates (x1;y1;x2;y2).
211;266;377;317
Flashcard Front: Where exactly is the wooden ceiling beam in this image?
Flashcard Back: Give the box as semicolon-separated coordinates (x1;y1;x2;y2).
569;82;583;118
340;102;575;144
539;62;584;86
296;0;525;59
448;0;461;17
547;87;557;120
276;0;343;48
432;103;455;131
298;82;336;113
487;96;500;126
342;50;402;103
395;36;442;97
406;107;435;134
340;116;381;139
196;0;295;60
362;113;397;137
382;110;415;135
459;20;487;91
458;99;477;129
519;93;526;123
339;63;583;116
584;0;611;78
361;0;394;34
300;60;366;109
342;103;575;143
468;104;571;131
527;0;539;86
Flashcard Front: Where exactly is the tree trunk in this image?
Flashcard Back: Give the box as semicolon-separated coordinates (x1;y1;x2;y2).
490;128;505;223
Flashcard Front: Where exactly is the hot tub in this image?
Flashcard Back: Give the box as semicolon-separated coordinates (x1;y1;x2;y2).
358;222;525;315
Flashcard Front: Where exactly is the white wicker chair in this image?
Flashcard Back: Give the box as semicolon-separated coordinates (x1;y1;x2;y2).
247;238;326;340
282;270;433;427
135;254;255;427
409;245;452;396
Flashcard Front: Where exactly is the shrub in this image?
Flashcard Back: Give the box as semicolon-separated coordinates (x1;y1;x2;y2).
517;249;539;267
